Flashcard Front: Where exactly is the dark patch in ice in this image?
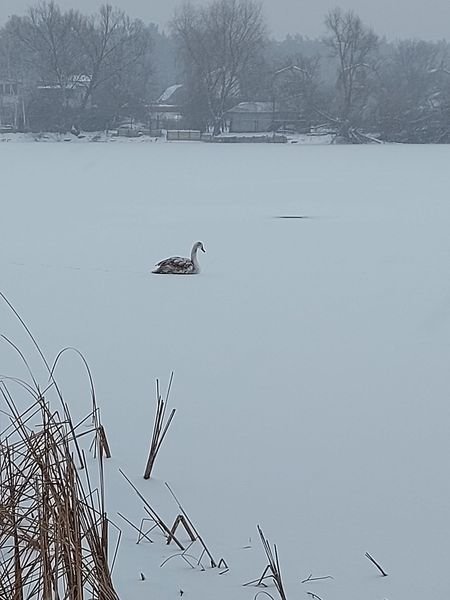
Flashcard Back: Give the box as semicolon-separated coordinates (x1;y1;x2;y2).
275;215;311;219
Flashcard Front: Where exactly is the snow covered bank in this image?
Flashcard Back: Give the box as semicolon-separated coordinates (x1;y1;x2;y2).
0;130;335;144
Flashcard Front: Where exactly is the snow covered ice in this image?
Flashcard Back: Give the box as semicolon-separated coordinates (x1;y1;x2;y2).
1;141;450;599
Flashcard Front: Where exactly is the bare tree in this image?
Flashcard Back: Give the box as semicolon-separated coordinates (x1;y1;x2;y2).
324;7;378;126
0;23;26;80
2;2;153;131
4;2;85;130
172;0;267;133
74;4;151;114
7;2;82;89
375;39;450;141
272;55;322;130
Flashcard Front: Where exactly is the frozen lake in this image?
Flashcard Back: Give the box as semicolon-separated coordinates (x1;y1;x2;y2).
1;142;450;599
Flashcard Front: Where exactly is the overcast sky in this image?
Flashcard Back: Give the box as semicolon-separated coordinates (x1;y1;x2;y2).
1;0;449;41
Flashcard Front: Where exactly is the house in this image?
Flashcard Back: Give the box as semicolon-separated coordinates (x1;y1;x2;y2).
35;76;91;109
0;80;24;130
226;101;309;134
226;102;275;133
147;84;185;129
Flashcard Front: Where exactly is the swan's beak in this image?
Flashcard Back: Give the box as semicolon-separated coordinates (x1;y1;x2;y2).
201;246;206;253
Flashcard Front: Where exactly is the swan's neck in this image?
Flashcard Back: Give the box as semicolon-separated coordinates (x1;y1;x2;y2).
191;246;200;271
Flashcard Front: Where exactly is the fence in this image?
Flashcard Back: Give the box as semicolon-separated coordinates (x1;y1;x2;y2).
166;129;202;141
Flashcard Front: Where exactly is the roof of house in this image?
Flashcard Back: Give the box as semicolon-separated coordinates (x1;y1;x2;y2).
157;84;183;103
227;102;274;114
37;75;91;90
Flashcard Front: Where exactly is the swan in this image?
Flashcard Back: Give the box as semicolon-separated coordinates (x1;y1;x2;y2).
152;241;206;275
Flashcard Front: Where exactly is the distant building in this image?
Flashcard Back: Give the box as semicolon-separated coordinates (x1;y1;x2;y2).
0;80;24;129
36;76;91;109
226;101;309;134
147;84;185;129
226;102;274;133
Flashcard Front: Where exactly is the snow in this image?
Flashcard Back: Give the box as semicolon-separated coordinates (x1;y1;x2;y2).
1;141;450;599
0;131;162;143
227;101;274;113
0;131;334;144
158;84;184;103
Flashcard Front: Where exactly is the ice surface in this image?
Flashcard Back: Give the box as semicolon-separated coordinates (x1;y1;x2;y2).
1;141;450;599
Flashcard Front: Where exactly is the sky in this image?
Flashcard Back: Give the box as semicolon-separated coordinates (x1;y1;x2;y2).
1;0;450;41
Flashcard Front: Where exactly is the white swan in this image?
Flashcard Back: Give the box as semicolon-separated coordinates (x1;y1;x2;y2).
152;241;206;275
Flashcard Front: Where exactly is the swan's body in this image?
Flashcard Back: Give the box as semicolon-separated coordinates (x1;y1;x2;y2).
152;241;206;275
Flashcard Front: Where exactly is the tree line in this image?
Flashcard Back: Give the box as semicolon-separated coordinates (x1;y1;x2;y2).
1;0;450;142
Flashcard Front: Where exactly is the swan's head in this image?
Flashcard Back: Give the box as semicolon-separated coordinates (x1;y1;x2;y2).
194;241;206;253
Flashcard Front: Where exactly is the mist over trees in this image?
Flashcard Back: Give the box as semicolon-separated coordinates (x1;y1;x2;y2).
0;0;450;142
